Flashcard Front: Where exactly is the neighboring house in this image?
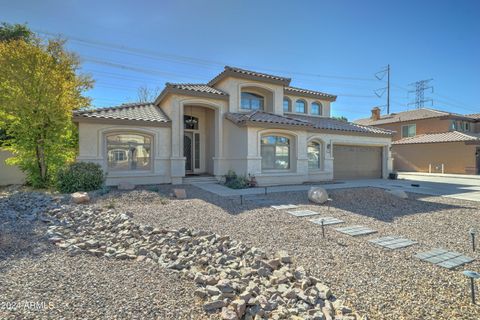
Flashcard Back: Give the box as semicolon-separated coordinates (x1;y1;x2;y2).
73;66;393;186
355;107;480;174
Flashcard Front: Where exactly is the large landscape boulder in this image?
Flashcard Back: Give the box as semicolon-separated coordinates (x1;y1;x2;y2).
386;189;408;199
308;187;329;204
71;192;90;204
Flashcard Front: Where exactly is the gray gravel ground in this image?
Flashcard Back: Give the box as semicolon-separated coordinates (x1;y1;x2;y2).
0;189;206;320
94;185;480;320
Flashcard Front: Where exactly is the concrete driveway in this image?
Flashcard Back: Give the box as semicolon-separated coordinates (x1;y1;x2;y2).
194;173;480;202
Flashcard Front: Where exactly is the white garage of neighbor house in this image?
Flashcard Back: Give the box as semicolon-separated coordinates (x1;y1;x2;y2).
73;66;394;186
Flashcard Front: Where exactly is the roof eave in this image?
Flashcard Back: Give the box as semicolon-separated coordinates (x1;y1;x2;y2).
208;69;291;87
155;86;229;105
72;115;171;127
284;89;337;102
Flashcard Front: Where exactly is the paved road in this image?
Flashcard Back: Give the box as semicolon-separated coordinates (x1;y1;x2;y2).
194;174;480;202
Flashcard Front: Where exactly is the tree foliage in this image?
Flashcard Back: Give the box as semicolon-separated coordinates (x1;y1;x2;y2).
332;116;348;122
0;32;93;188
0;22;34;42
137;85;161;103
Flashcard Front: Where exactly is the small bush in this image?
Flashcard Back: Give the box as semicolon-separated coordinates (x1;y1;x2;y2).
56;162;106;193
224;170;250;189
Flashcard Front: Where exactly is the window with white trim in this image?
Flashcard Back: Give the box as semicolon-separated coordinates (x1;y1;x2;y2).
241;92;264;110
295;100;306;113
261;135;290;170
307;141;322;169
401;124;416;138
311;102;322;115
106;133;152;171
283;97;291;112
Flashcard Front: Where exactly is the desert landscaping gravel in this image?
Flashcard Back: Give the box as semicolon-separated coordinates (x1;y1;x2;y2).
101;185;480;320
2;184;480;319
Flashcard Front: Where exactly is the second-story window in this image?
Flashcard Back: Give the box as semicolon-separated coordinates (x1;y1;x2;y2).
241;92;264;110
402;124;416;138
283;97;291;112
311;102;322;115
295;100;306;113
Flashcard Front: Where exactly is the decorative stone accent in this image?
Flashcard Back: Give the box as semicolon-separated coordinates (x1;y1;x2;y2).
173;188;187;199
71;192;90;204
386;189;408;199
308;187;329;204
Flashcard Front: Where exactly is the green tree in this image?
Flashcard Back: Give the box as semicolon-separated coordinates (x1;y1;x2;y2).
0;35;93;188
332;116;348;122
0;22;34;42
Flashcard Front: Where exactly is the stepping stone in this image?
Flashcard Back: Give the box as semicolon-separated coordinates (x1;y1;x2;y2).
310;217;345;226
415;248;474;269
271;204;299;210
334;225;377;237
286;209;321;217
369;236;417;249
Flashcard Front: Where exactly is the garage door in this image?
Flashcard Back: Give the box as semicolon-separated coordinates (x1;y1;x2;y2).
333;145;382;179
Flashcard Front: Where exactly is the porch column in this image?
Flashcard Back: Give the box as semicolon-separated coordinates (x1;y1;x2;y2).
170;99;185;184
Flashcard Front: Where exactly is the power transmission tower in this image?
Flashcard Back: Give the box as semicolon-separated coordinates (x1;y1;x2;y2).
374;65;390;114
408;79;433;109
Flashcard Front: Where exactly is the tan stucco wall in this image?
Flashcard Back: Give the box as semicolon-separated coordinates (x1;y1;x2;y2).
214;77;331;117
393;142;478;174
0;149;26;185
77;122;172;186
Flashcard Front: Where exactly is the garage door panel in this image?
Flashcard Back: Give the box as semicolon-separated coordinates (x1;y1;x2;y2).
333;145;382;179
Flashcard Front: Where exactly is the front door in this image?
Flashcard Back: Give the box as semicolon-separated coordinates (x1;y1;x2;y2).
184;132;193;173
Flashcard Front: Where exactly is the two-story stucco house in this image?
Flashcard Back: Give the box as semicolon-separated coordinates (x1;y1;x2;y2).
355;107;480;174
73;66;393;186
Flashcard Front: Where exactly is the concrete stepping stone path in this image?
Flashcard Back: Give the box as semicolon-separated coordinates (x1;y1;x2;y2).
369;236;417;250
415;248;474;269
334;225;377;237
271;204;299;210
285;209;321;217
310;217;345;226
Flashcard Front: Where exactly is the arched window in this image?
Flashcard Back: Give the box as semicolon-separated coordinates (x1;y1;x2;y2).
311;102;322;115
295;99;306;113
283;97;291;112
106;133;152;171
307;141;322;170
241;92;264;110
261;135;290;170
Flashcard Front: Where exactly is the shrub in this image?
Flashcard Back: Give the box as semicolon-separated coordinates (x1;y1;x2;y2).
56;162;106;193
224;170;250;189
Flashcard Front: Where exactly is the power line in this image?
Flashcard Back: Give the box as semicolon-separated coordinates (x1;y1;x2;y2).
408;79;434;109
374;65;391;113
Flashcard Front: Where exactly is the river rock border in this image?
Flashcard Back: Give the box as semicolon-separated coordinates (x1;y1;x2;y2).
40;197;358;319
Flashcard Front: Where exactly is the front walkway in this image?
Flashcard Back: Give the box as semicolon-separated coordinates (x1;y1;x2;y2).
193;177;480;202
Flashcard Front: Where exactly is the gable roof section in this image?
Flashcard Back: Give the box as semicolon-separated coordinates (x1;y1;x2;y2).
355;108;451;125
289;114;393;135
225;110;311;128
208;66;291;86
73;102;170;126
155;83;229;104
393;131;480;145
225;111;393;135
284;86;337;101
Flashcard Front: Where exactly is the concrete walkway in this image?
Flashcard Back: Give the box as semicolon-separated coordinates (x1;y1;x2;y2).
193;176;480;202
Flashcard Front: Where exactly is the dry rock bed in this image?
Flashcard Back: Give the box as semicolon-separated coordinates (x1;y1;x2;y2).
102;185;480;320
1;187;357;320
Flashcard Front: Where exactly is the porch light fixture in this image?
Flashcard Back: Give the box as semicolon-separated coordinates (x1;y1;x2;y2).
185;115;198;126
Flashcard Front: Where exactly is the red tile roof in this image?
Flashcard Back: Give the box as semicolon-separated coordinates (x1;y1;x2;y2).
393;131;480;145
226;111;393;135
355;108;452;125
74;103;170;123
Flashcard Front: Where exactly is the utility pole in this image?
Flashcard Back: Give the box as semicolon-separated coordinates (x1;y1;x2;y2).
408;79;434;109
375;65;391;114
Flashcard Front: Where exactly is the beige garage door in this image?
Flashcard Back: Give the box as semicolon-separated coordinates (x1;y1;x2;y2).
333;145;382;179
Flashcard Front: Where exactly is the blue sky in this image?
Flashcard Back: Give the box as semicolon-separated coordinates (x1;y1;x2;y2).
2;0;479;120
